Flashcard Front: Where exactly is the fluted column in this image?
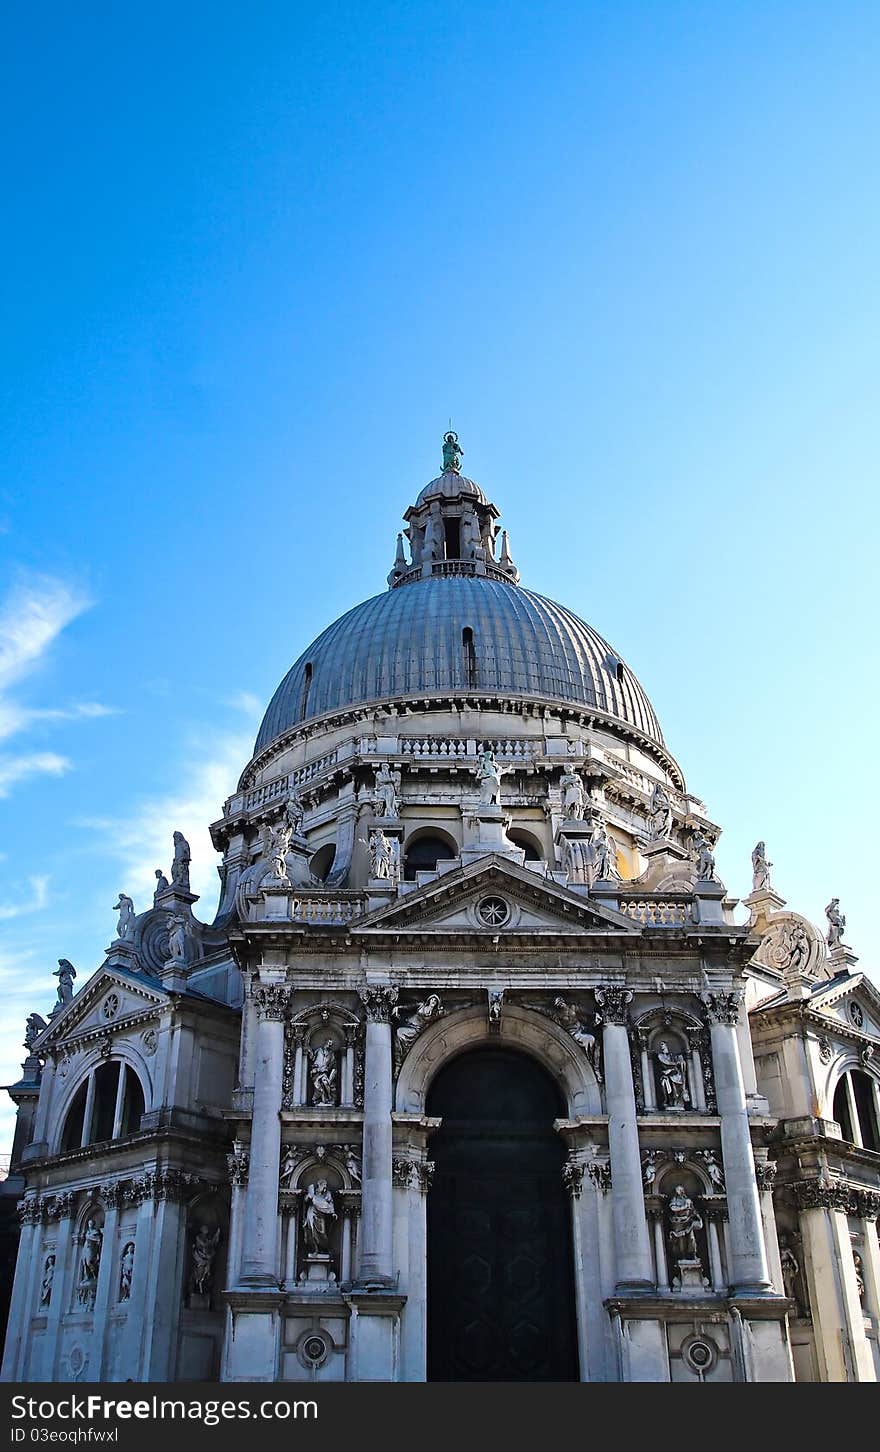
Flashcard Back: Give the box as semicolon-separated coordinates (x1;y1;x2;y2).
357;984;398;1285
703;991;771;1293
239;980;288;1285
596;986;654;1290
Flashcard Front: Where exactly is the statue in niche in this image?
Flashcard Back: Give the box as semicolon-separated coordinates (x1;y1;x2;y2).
590;821;619;880
751;841;773;892
779;1235;804;1314
153;869;170;900
171;831;191;890
190;1226;220;1296
647;783;674;841
488;990;503;1025
825;898;845;948
667;1186;703;1264
479;513;496;558
40;1254;55;1307
118;1242;134;1302
268;819;293;881
408;524;424;566
77;1220;103;1308
853;1252;865;1304
345;1147;362;1185
284;788;305;836
52;959;77;1013
167;914;187;963
302;1180;336;1254
559;766;588;820
25;1013;47;1050
394;994;443;1070
459;505;480;560
442;430;463;473
423;502;444;561
701;1152;725;1191
655;1040;689;1109
476;748;505;807
553;997;603;1082
309;1039;338;1106
113;894;136;941
279;1146;298;1187
373;762;402;818
691;831;717;883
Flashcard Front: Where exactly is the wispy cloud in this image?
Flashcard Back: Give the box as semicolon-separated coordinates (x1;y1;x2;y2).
78;726;253;916
0;875;50;922
0;574;114;796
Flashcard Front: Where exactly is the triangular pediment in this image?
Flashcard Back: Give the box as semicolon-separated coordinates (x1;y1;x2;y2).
354;855;641;937
808;973;880;1040
33;966;168;1054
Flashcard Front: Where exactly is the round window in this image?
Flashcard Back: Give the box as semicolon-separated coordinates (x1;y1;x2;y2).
683;1336;717;1376
477;896;510;927
300;1333;329;1368
102;993;120;1021
849;1002;864;1028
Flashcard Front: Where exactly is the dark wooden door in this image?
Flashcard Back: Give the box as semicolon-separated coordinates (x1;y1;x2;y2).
426;1049;578;1381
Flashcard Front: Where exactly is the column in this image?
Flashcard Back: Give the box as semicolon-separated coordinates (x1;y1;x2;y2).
291;1025;306;1109
702;990;771;1292
685;1027;707;1112
638;1029;655;1111
795;1180;875;1381
356;984;397;1284
239;980;288;1284
756;1163;784;1293
91;1193;121;1378
342;1024;357;1106
649;1204;669;1290
596;987;654;1290
855;1192;880;1336
111;1064;128;1138
1;1199;40;1379
80;1070;97;1148
706;1212;726;1292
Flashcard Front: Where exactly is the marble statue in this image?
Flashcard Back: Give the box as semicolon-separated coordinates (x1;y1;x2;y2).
479;512;495;558
647;783;674;841
268;819;293;881
53;959;77;1009
442;430;463;472
309;1039;338;1106
154;869;170;900
459;505;480;561
171;831;191;890
369;828;393;880
113;894;136;941
590;821;619;881
559;766;588;819
667;1186;703;1263
488;990;503;1024
373;762;402;818
553;997;603;1081
77;1221;103;1308
784;921;810;973
691;831;716;883
302;1180;336;1254
279;1146;298;1186
284;788;305;836
701;1152;725;1191
394;994;443;1069
345;1147;362;1185
25;1013;47;1050
825;898;845;948
167;915;187;963
655;1040;689;1109
423;503;443;562
751;841;772;892
476;748;505;807
40;1254;55;1307
853;1252;865;1304
119;1242;134;1302
190;1225;220;1296
779;1236;803;1314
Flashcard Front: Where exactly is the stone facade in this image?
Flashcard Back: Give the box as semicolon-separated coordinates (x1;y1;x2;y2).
3;444;878;1383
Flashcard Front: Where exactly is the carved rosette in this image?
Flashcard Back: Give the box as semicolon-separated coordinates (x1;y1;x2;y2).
392;1156;433;1193
595;986;633;1026
252;982;290;1021
702;990;744;1026
588;1161;612;1194
359;984;399;1023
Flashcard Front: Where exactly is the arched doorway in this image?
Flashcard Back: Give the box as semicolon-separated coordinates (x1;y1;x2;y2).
426;1047;578;1381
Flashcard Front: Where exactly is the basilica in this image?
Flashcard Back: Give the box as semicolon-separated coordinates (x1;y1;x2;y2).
2;437;879;1384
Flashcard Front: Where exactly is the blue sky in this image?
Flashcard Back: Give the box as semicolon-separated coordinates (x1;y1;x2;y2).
1;2;878;1151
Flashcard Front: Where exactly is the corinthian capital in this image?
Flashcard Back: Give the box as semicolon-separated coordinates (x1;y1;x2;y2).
253;982;290;1020
594;985;633;1026
702;990;744;1026
359;984;399;1023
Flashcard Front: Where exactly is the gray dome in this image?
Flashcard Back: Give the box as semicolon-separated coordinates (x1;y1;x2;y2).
254;575;663;754
415;472;488;506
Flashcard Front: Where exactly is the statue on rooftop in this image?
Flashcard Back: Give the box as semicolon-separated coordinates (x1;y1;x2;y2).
559;766;588;820
476;748;506;808
52;959;77;1013
113;895;136;940
373;762;402;818
825;898;845;949
751;841;773;892
171;831;191;890
442;431;463;473
647;783;675;841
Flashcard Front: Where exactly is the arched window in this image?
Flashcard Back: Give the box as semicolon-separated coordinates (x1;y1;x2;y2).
833;1070;879;1151
404;833;456;881
310;843;336;882
462;627;477;688
59;1062;147;1153
508;828;543;861
299;663;313;722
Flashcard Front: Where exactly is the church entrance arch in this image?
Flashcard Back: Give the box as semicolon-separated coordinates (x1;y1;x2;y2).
426;1047;578;1381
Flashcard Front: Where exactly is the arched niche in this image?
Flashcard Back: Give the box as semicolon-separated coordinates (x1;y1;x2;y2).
184;1191;228;1310
403;826;459;881
283;1003;361;1109
71;1201;105;1314
278;1150;350;1287
508;826;545;861
632;1008;707;1113
395;1003;602;1118
309;842;336;882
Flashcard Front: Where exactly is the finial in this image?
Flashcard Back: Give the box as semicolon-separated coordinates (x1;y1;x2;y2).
442;430;463;474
